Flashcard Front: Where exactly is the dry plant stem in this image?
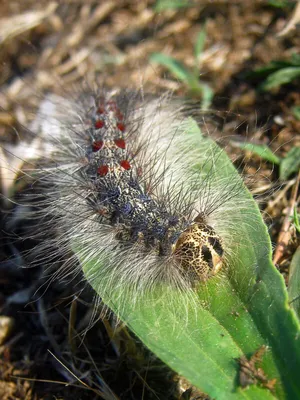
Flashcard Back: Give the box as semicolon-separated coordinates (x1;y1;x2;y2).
273;170;300;265
68;298;78;355
0;3;57;45
277;1;300;37
0;112;15;126
237;346;277;392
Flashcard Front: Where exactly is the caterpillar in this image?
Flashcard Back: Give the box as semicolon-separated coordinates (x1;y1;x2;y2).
17;86;246;316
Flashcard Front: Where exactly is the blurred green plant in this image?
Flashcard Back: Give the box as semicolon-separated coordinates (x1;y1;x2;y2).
280;147;300;180
150;27;214;109
155;0;193;11
288;246;300;319
246;54;300;91
232;142;281;164
232;141;300;180
267;0;296;8
155;0;295;11
291;207;300;234
292;105;300;120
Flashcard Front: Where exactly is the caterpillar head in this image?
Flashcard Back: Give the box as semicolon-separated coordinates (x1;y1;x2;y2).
173;221;224;281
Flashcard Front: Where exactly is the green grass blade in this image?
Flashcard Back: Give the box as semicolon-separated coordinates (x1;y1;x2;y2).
288;246;300;319
77;118;300;399
267;0;294;8
231;142;281;164
291;207;300;233
292;106;300;120
194;26;206;64
279;147;300;180
150;53;199;88
261;67;300;91
150;53;214;108
155;0;192;12
198;82;214;110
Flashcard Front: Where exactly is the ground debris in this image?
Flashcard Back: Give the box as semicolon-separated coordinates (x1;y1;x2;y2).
237;345;277;393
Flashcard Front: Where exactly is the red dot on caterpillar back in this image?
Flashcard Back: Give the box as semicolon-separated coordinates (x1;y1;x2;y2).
97;165;109;176
95;120;104;129
117;122;125;132
92;140;104;152
114;138;126;149
97;106;105;114
120;160;131;170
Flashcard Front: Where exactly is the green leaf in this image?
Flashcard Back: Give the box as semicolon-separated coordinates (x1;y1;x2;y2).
194;26;206;64
292;106;300;121
77;119;300;399
150;53;214;108
231;142;281;164
288;247;300;319
155;0;192;11
291;207;300;233
267;0;295;8
246;62;293;81
150;53;199;87
246;55;300;81
198;82;214;110
279;147;300;180
261;67;300;91
291;53;300;66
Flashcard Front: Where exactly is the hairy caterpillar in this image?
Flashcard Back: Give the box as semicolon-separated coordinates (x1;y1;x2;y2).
15;86;247;316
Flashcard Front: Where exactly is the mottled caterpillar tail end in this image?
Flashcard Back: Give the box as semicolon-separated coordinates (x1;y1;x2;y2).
173;216;224;282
